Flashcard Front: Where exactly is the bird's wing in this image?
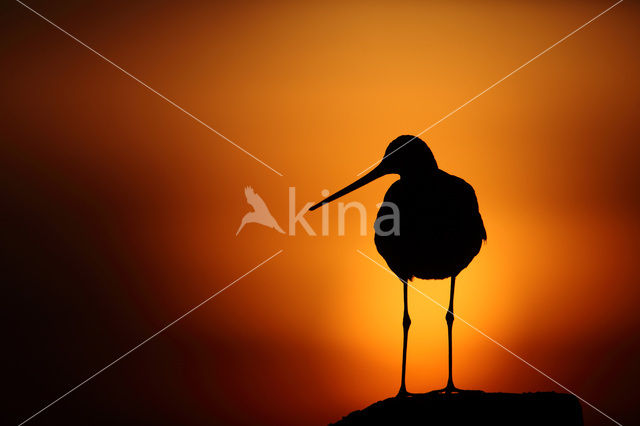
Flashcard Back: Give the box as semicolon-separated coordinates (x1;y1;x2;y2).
244;186;269;212
449;175;487;242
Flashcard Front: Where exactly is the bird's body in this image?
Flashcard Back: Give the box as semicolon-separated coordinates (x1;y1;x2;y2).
310;135;486;396
375;169;486;281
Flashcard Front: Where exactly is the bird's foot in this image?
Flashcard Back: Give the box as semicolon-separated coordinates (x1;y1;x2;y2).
396;388;413;398
434;385;462;394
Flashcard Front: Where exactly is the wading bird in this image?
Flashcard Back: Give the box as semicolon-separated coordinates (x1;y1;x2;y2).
236;186;285;235
309;136;486;396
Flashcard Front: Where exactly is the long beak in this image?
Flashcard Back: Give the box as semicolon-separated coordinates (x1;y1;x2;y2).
309;164;386;211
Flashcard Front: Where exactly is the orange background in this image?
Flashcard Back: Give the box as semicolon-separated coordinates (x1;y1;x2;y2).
3;1;639;425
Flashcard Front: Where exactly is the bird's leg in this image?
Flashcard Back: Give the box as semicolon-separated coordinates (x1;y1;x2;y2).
398;279;412;397
443;275;460;393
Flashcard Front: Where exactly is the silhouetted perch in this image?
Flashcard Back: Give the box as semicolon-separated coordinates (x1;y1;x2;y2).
331;391;583;426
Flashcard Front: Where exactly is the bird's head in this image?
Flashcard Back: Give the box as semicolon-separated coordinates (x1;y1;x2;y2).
309;135;438;211
379;135;438;175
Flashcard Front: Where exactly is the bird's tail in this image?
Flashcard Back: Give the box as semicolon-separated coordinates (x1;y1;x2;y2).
273;222;285;234
236;220;246;236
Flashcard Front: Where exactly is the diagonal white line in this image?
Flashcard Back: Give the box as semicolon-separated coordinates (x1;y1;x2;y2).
356;249;622;426
356;0;624;176
15;0;284;177
18;249;283;425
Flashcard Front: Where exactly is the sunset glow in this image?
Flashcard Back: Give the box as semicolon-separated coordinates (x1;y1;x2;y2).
5;1;640;425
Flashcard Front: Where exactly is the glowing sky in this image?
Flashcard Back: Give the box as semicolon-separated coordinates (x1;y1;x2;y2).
4;1;640;425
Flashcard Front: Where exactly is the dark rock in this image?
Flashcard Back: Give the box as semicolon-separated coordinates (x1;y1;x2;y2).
331;391;583;425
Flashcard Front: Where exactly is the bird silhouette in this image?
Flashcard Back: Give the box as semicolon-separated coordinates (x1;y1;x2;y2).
236;186;285;235
310;135;486;397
